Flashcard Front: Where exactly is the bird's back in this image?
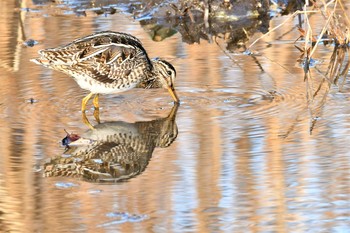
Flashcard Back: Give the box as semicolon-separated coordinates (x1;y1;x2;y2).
31;31;154;93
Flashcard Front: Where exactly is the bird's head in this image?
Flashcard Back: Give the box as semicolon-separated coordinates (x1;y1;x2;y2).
152;58;179;103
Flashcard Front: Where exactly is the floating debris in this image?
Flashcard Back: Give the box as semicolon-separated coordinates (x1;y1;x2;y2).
26;98;38;104
62;129;81;147
23;39;39;47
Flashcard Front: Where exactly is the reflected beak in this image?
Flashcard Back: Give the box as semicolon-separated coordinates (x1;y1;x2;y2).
167;86;180;103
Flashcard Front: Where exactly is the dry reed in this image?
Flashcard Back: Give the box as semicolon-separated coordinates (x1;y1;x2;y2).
248;0;349;133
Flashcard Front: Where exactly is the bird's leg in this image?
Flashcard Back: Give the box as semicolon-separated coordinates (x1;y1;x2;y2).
93;108;101;124
92;94;101;124
82;111;94;129
93;94;99;110
81;92;94;112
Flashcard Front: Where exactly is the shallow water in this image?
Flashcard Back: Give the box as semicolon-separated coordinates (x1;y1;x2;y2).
1;0;350;232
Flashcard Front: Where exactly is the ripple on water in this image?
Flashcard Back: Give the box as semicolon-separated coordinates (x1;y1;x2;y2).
178;83;307;118
175;79;310;142
97;212;148;228
55;182;79;189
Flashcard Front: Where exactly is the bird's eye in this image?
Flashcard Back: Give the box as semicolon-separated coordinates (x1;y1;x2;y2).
167;70;172;75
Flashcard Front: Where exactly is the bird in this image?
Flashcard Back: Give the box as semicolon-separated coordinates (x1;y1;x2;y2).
31;31;179;112
44;104;178;182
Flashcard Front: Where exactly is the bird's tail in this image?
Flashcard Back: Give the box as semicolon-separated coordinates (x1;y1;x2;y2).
31;48;76;68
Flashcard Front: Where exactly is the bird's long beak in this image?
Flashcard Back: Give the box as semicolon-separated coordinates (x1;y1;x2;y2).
167;86;180;103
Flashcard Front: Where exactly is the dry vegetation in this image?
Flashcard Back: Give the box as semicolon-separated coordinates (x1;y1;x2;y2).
248;0;350;133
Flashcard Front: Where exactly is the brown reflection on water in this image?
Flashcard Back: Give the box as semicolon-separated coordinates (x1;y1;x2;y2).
44;105;178;182
0;0;350;232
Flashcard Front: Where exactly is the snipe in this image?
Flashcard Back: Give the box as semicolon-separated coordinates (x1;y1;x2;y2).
44;104;179;182
31;31;179;112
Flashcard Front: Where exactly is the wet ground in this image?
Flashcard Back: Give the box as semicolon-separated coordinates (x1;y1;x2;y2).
1;0;350;232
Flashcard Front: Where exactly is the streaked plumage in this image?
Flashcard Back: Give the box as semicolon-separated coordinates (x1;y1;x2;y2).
43;105;178;182
31;31;179;112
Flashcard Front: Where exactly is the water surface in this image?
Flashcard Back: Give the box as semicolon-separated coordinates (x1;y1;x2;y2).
0;0;350;232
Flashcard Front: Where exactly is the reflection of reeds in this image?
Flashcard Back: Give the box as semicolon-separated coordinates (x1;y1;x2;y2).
327;46;349;87
300;0;349;132
249;0;349;133
301;44;349;133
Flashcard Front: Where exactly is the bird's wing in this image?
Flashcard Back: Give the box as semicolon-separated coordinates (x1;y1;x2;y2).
33;31;153;83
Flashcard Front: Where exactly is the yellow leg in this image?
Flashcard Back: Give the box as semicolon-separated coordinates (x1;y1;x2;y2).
82;111;94;129
81;92;94;112
93;94;99;109
93;108;101;124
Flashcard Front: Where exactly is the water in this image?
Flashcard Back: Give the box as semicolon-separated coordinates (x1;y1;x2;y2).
0;0;350;232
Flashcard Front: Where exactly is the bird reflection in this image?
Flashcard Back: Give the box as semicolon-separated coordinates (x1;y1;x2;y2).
44;104;178;182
